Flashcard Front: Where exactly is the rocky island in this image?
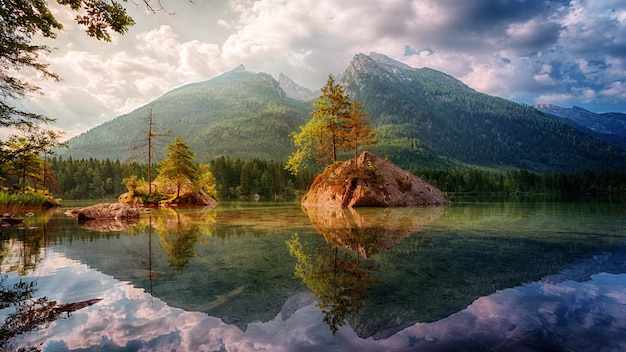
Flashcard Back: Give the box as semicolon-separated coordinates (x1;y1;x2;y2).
302;151;451;208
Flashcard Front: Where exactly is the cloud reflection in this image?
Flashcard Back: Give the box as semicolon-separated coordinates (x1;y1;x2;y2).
4;249;626;351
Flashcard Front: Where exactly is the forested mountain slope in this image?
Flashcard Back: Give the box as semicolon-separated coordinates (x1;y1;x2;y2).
60;66;310;163
344;53;626;173
60;53;626;173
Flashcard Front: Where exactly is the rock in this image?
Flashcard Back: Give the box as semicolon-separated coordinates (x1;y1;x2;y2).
301;205;445;258
168;190;219;207
76;219;138;232
0;215;24;225
64;203;141;221
118;190;219;208
43;197;61;208
302;151;452;208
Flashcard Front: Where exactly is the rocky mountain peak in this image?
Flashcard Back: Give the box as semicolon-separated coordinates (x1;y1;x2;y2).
278;73;318;101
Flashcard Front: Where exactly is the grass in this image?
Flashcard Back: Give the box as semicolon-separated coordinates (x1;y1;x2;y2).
0;190;53;207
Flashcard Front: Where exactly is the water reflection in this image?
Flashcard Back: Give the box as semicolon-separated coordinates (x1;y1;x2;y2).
0;272;101;352
287;234;378;334
0;201;625;351
292;206;446;334
302;205;445;258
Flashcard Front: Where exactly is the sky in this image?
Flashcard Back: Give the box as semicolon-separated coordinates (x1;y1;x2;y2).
19;0;626;139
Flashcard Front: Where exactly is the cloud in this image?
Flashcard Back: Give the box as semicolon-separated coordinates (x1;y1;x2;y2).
13;0;626;139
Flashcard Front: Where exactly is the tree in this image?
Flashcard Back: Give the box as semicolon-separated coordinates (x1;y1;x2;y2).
286;74;376;175
128;105;169;195
158;136;199;198
1;0;139;130
1;0;175;179
0;128;64;191
0;127;65;168
344;99;377;158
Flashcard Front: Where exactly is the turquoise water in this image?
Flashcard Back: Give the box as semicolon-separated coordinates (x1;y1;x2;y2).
1;199;625;351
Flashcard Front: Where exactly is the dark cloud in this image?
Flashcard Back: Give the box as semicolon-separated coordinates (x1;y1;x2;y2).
439;0;559;31
421;1;567;53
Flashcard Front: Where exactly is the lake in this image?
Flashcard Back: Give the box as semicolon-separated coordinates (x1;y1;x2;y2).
1;198;625;351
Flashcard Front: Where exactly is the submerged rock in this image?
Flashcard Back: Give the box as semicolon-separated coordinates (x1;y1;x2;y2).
302;151;452;208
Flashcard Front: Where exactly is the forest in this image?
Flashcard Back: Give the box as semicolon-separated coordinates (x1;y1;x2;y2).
39;156;317;201
14;157;620;201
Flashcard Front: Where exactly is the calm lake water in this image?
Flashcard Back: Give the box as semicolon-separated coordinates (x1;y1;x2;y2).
1;198;625;351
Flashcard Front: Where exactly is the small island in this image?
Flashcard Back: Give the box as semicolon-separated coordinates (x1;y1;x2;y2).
302;151;451;208
288;75;450;208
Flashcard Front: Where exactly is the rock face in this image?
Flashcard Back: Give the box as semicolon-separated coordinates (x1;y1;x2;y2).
302;151;452;208
64;203;141;221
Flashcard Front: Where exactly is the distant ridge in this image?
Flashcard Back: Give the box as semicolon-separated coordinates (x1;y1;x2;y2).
534;103;626;150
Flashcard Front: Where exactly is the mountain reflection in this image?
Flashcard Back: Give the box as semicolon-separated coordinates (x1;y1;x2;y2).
293;206;445;334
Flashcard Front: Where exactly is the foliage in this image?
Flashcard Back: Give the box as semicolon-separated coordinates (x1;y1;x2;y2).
414;168;626;194
0;0;142;131
344;99;377;158
157;136;199;198
39;156;314;200
209;156;316;200
0;189;51;206
58;71;311;163
286;74;377;174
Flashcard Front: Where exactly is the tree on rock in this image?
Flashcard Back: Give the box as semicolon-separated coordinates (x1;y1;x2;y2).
286;74;377;175
158;137;199;198
344;99;377;158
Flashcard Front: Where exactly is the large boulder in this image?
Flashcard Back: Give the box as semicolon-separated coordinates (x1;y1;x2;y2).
302;151;452;208
64;202;141;221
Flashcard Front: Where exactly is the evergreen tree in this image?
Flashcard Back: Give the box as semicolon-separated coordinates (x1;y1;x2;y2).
286;74;376;174
158;137;199;198
344;99;377;158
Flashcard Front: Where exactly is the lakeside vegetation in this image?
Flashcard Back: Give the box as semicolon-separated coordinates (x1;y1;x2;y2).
2;156;622;204
0;188;53;207
414;168;626;195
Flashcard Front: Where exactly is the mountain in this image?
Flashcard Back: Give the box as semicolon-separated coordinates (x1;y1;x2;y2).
533;103;626;150
60;66;310;163
59;53;626;173
341;53;626;172
278;73;318;101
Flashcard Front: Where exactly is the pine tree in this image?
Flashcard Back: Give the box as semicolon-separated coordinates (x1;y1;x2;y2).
286;74;377;175
158;137;199;198
343;99;377;158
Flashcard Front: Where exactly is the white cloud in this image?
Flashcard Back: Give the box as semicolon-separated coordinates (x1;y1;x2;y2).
11;0;626;140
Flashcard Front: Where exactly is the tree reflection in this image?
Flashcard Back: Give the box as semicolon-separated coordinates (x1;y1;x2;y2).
290;206;445;334
0;275;101;351
143;209;201;274
287;234;378;334
1;219;52;275
154;210;201;274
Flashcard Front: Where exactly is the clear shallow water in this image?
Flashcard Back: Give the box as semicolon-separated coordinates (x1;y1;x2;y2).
1;200;625;351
